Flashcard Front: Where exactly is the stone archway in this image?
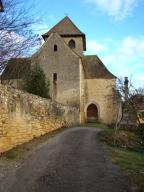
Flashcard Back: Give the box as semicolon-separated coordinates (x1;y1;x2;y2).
87;103;98;122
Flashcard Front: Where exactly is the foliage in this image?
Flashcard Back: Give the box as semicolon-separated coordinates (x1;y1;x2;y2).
0;0;42;72
24;64;50;98
109;147;144;192
98;122;144;191
90;123;144;191
103;129;143;152
85;122;107;129
4;149;20;159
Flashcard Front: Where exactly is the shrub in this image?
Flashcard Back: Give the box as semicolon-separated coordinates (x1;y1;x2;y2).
24;64;50;98
100;128;144;152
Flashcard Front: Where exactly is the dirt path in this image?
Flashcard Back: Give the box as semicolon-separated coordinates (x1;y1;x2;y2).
0;127;134;192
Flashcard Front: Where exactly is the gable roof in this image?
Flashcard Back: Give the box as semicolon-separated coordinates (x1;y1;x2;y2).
42;16;86;51
1;58;31;80
82;55;116;79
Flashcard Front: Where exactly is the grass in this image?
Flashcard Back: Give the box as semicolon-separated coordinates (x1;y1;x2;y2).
109;146;144;192
88;122;144;191
85;122;107;129
1;126;68;160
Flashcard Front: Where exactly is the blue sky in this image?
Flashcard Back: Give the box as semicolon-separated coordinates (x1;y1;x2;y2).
27;0;144;88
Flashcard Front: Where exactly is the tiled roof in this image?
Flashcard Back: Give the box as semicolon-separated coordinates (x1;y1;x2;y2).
131;94;144;110
42;16;86;50
43;16;85;37
1;58;31;80
1;56;116;81
82;55;116;79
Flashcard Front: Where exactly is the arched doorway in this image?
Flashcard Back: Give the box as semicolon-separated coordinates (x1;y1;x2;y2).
87;104;98;122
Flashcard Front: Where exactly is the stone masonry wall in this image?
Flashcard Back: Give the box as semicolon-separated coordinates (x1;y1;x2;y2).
31;33;80;108
0;83;79;153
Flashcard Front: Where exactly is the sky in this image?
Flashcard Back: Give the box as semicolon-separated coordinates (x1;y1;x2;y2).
27;0;144;88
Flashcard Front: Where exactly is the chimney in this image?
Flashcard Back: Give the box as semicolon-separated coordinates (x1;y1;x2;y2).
124;77;129;101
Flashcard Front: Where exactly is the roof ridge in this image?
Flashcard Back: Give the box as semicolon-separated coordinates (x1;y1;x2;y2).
84;55;97;57
42;16;86;51
9;57;30;60
42;16;85;37
64;16;84;35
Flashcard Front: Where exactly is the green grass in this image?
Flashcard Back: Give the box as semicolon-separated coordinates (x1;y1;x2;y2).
85;122;108;129
109;146;144;191
91;123;144;191
4;150;21;159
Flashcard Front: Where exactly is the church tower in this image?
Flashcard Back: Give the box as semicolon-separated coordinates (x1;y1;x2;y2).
42;16;86;56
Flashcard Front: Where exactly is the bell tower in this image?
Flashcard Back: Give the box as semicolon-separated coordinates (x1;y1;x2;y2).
42;16;86;56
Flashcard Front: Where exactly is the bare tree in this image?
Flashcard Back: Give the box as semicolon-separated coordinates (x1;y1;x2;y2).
116;77;144;128
106;77;144;145
0;0;42;72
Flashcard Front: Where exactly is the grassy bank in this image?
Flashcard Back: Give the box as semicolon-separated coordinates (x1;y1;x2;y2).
90;122;144;191
109;147;144;191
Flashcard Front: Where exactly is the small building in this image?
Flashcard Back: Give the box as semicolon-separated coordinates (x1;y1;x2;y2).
1;16;119;124
120;93;144;127
131;94;144;124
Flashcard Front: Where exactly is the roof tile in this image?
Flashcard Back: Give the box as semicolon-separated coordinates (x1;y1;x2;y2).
1;58;31;80
82;55;116;79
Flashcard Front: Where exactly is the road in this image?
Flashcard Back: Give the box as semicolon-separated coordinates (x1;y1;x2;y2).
3;127;133;192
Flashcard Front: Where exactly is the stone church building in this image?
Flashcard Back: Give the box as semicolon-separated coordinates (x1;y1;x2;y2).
1;17;118;124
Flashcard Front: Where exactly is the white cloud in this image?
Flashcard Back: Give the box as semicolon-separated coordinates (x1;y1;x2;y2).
85;0;137;20
86;35;144;87
104;36;144;65
87;40;108;52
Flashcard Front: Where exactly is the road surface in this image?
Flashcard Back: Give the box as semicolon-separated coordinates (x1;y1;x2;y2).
2;127;133;192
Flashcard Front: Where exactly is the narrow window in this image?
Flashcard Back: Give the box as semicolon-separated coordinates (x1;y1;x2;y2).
68;40;75;49
54;45;58;51
53;73;57;100
53;73;57;83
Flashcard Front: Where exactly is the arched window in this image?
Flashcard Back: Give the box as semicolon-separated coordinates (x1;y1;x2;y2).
68;40;75;49
54;44;58;51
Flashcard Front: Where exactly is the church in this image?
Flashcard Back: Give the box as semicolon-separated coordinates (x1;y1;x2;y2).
1;16;119;124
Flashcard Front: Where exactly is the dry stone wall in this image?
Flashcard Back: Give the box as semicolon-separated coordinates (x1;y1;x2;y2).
0;83;79;153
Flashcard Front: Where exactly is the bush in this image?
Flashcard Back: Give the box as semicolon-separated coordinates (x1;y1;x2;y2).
99;128;144;152
24;64;50;98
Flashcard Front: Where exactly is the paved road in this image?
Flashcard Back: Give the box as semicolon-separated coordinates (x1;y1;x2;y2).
8;127;133;192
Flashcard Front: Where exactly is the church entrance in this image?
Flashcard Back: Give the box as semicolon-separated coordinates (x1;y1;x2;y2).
87;104;98;122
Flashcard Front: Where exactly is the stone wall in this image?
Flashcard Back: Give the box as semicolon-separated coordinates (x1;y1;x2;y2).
0;83;79;153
